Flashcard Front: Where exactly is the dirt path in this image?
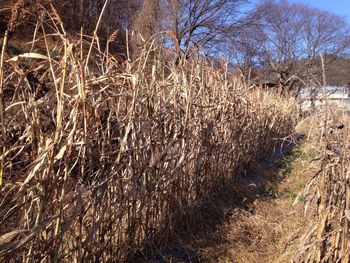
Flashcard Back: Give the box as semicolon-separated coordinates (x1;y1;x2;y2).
189;140;317;263
151;137;317;263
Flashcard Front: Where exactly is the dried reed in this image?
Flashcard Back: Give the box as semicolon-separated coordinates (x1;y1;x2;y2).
293;106;350;262
0;5;298;262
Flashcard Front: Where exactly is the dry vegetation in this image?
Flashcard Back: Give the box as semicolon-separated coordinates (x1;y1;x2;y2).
182;121;317;263
172;107;350;263
0;4;301;262
292;110;350;262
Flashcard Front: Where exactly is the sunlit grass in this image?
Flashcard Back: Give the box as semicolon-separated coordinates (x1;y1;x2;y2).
0;4;299;261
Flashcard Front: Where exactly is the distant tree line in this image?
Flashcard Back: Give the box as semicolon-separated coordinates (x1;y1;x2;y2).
75;0;350;93
2;0;350;93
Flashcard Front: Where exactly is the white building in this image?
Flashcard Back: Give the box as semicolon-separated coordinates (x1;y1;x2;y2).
300;85;350;110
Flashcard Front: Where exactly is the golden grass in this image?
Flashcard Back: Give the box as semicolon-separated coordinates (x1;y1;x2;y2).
0;5;298;262
292;109;350;262
193;138;317;263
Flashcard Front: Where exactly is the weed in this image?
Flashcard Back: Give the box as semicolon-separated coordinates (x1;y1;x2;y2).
0;4;298;261
293;111;350;262
280;147;303;175
285;192;305;203
264;186;279;198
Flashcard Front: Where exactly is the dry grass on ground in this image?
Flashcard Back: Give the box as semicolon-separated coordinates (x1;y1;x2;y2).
178;118;321;263
181;113;349;263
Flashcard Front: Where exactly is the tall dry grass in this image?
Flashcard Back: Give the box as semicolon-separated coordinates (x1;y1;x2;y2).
0;5;298;262
293;107;350;262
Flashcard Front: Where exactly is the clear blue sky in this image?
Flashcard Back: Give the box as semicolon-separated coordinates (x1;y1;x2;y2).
252;0;350;23
291;0;350;22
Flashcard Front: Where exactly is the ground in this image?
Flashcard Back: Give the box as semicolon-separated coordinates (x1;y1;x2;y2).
149;129;319;263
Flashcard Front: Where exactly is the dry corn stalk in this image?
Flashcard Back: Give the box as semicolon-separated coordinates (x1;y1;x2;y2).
294;110;350;262
0;6;298;262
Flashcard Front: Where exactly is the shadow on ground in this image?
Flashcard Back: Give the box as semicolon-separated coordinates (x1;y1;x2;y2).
137;137;303;263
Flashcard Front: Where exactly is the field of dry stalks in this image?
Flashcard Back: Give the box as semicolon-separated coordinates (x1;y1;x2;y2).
292;109;350;262
187;110;350;263
0;5;299;262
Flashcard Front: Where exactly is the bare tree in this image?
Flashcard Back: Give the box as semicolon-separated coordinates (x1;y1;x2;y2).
133;0;160;39
226;0;350;94
302;6;350;84
160;0;248;58
253;1;308;92
131;0;161;58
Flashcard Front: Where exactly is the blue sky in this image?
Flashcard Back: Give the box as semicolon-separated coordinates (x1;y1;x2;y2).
290;0;350;22
252;0;350;23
